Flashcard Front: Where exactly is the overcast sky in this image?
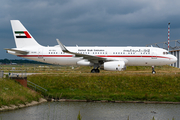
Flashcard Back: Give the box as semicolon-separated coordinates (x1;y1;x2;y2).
1;0;180;59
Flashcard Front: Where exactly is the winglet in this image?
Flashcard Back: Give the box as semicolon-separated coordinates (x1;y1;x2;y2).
56;39;68;52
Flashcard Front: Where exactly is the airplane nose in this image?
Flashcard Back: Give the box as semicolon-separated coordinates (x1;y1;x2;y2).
172;56;177;63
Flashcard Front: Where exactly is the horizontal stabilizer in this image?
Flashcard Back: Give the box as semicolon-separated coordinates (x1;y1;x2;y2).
4;48;29;54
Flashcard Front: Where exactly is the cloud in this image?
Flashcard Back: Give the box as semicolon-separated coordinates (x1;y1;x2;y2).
1;0;180;59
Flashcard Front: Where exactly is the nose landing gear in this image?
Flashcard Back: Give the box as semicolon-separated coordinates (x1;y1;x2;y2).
152;66;156;74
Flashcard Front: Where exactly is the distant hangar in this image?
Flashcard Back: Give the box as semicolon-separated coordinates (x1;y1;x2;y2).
170;50;180;68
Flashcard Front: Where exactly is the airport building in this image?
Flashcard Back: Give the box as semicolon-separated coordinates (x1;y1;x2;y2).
170;50;180;68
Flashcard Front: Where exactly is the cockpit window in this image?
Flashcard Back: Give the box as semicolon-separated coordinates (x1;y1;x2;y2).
163;52;169;55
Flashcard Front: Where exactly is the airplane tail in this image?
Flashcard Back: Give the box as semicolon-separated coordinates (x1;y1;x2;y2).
10;20;41;48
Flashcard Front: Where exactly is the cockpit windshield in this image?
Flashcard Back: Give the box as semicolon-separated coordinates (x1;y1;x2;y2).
163;52;170;55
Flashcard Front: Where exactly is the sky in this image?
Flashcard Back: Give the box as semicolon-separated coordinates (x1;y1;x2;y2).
1;0;180;59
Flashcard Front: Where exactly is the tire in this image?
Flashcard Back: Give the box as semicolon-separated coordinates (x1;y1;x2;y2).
91;69;96;73
95;69;100;73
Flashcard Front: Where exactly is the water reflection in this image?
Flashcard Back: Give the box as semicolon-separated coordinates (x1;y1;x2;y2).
0;102;180;120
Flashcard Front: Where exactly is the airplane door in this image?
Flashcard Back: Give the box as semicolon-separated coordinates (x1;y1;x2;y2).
38;48;43;59
105;51;107;57
151;52;157;59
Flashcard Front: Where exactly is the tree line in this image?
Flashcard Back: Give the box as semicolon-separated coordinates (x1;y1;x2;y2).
0;59;47;64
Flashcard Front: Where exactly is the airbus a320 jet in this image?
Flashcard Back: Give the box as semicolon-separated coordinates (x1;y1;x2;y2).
5;20;177;73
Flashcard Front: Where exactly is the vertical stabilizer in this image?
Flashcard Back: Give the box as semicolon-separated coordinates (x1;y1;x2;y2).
10;20;41;48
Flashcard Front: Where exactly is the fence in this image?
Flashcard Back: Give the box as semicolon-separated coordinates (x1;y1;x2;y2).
27;80;47;94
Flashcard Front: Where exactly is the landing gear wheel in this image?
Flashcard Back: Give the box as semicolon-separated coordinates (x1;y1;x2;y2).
91;69;100;73
95;69;100;73
152;70;156;74
152;66;156;74
91;69;96;73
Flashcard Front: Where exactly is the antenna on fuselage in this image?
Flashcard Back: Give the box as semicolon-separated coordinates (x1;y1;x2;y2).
168;22;170;52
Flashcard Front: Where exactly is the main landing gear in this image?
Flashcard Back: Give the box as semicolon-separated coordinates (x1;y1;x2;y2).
152;66;156;74
91;67;100;73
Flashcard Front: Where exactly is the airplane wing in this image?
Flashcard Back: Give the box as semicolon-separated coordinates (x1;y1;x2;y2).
4;48;29;54
56;39;108;64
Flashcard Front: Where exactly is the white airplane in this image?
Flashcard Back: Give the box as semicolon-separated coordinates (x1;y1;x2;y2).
5;20;177;73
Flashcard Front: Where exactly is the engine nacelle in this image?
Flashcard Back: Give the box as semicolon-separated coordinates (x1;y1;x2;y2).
100;61;126;71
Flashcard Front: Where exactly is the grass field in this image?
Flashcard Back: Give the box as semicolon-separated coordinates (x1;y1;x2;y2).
1;64;180;102
23;65;180;102
1;64;179;73
0;78;41;107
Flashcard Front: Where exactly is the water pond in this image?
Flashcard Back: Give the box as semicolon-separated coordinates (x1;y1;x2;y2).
0;102;180;120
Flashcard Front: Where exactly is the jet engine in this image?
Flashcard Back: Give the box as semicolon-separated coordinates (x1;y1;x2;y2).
100;61;126;71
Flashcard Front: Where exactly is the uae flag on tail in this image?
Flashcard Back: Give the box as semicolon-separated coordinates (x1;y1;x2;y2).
15;31;31;38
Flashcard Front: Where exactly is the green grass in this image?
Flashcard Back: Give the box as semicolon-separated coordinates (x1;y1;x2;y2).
28;71;180;102
1;65;180;103
0;78;41;107
1;64;179;74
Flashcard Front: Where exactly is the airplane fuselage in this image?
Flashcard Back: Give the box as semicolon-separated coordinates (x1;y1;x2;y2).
8;46;176;66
